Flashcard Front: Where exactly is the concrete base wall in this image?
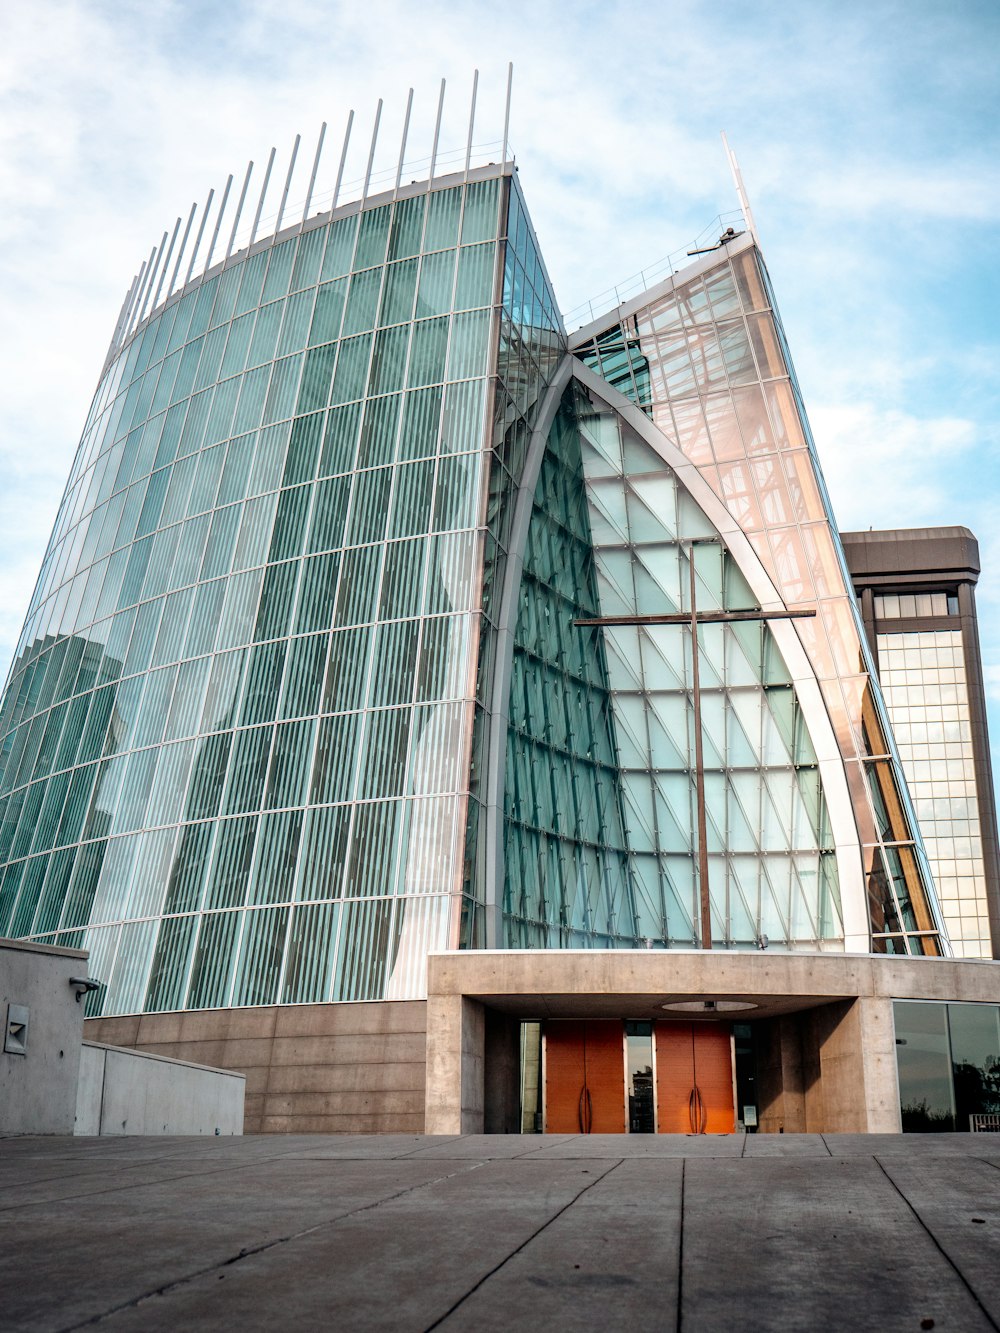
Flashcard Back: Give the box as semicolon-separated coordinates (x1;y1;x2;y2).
1;937;88;1135
425;950;1000;1135
76;1042;245;1136
85;999;427;1134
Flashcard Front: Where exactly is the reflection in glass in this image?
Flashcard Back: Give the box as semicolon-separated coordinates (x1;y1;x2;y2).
626;1020;654;1133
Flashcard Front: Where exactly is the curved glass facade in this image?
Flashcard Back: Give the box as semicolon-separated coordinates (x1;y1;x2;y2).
0;162;946;1019
0;170;519;1013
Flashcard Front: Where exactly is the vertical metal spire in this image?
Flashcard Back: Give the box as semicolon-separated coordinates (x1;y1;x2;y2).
361;100;383;208
136;233;167;327
202;176;230;274
274;133;301;235
464;69;478;179
301;121;327;225
394;88;414;196
248;146;276;248
185;186;215;286
721;131;760;246
150;217;181;314
120;264;147;343
331;109;354;213
502;62;513;170
429;78;446;187
168;201;197;297
224;162;254;263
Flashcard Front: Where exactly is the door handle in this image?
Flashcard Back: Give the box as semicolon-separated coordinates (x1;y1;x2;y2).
579;1085;593;1134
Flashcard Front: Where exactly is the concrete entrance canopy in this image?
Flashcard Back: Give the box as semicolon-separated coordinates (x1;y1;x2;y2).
424;949;1000;1136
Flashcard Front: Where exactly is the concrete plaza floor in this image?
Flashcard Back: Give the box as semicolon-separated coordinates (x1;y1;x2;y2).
2;1133;999;1331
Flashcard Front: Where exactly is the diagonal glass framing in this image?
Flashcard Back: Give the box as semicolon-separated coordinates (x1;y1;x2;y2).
502;378;842;950
572;235;944;955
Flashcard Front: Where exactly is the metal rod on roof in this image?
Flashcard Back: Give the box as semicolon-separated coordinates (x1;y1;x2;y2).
224;162;253;263
110;272;140;352
464;69;478;179
721;131;760;246
361;100;382;208
185;186;214;286
301;121;326;225
394;88;413;196
169;201;197;297
118;263;146;346
150;218;181;315
131;247;158;338
248;146;276;249
204;176;231;273
331;109;354;213
502;62;513;170
274;133;300;235
429;78;445;187
137;233;167;327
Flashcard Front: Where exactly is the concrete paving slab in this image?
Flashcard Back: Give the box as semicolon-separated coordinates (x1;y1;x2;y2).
520;1132;746;1158
94;1159;612;1331
4;1135;1000;1331
279;1133;460;1159
878;1153;1000;1323
681;1156;993;1331
437;1159;683;1330
825;1132;1000;1156
742;1133;832;1157
0;1156;479;1332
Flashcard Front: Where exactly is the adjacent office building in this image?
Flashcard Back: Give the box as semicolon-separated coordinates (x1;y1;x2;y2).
1;94;998;1135
843;527;1000;960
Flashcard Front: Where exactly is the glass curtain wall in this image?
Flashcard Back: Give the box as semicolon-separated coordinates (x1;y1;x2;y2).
573;239;943;955
503;379;841;949
0;171;507;1013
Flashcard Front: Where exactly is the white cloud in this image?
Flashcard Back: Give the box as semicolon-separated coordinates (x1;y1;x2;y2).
811;402;977;532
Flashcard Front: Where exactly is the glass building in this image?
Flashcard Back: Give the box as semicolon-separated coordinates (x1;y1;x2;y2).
0;140;948;1027
843;527;1000;959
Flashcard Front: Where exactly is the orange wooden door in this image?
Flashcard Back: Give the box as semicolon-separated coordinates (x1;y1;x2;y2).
655;1023;697;1133
544;1021;587;1133
695;1025;736;1134
584;1022;627;1133
655;1023;734;1134
544;1021;625;1133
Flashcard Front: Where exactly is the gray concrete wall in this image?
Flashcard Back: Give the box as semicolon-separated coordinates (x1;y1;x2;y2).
85;999;427;1133
76;1042;245;1136
0;937;88;1135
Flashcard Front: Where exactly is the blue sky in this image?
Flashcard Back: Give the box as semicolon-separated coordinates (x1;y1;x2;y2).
1;0;999;770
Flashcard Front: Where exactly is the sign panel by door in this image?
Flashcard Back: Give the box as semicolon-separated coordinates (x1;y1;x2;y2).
544;1021;625;1133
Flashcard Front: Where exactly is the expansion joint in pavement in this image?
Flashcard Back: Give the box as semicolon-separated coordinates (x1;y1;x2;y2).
873;1156;1000;1333
422;1157;626;1331
59;1158;485;1331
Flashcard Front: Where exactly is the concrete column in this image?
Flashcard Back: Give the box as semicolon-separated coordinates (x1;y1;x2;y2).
816;996;900;1132
425;994;486;1134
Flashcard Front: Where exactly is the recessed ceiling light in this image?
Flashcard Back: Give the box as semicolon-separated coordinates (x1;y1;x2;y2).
661;999;757;1013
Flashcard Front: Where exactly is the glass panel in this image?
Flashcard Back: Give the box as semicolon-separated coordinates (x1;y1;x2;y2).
894;1000;955;1131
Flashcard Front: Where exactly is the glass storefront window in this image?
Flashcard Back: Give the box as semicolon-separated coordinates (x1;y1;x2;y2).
894;1000;1000;1132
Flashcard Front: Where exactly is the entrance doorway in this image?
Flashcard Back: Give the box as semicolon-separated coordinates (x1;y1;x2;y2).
544;1021;625;1133
542;1019;735;1133
655;1022;735;1133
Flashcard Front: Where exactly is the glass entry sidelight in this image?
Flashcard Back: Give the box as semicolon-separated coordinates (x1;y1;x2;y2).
626;1021;655;1132
544;1021;626;1132
656;1022;735;1133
